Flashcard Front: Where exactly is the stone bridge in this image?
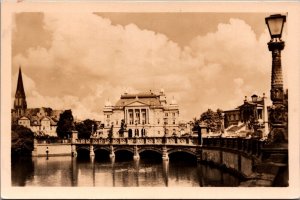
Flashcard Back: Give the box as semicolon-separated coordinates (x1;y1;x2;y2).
72;137;199;161
34;136;287;186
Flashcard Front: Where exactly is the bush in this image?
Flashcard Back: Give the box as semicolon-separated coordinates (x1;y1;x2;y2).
11;125;34;157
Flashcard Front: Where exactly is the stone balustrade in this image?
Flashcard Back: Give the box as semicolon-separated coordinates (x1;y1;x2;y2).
72;136;265;157
74;136;199;146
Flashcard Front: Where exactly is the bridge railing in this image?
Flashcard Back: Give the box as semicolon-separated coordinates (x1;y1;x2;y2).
73;136;265;156
74;136;197;146
202;137;265;156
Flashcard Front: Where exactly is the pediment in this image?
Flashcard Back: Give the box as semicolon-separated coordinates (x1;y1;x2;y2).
125;100;149;107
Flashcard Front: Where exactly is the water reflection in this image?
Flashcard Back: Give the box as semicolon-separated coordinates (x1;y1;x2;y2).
11;156;241;187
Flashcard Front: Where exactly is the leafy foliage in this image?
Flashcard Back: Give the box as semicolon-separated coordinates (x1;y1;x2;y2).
75;119;98;139
11;125;34;157
200;109;223;132
56;110;74;139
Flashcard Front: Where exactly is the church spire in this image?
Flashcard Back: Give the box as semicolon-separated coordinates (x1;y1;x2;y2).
15;67;26;98
14;66;27;116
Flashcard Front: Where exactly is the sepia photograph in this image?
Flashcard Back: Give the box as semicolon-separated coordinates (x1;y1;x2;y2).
1;1;300;199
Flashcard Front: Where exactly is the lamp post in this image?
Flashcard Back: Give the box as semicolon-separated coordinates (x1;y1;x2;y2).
265;14;288;144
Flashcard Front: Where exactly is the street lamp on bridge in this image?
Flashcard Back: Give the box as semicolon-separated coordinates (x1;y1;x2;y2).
265;14;288;144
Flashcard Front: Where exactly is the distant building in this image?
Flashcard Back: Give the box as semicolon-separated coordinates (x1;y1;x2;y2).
13;67;27;117
102;90;182;138
224;94;270;137
11;67;63;136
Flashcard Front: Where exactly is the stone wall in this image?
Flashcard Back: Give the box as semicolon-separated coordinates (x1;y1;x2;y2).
241;155;253;177
201;148;254;178
33;143;72;156
222;151;239;170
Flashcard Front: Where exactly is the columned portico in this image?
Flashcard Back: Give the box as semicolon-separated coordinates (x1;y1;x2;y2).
103;91;180;138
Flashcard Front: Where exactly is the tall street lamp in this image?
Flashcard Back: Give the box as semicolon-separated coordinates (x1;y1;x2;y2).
265;14;288;144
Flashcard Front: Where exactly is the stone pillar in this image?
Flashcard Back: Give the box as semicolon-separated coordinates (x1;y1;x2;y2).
196;147;202;163
146;109;148;124
71;130;78;144
267;41;288;144
71;144;77;157
133;145;140;160
162;146;169;161
133;109;136;125
162;160;169;187
109;145;115;158
90;145;95;157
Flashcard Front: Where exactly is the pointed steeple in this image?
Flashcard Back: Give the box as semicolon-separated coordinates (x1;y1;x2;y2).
14;66;27;116
15;67;26;98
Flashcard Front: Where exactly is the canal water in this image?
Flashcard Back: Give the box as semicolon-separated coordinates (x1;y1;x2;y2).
11;154;242;187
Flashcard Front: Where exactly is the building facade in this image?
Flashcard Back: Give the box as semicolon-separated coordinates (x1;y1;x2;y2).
12;67;63;136
224;94;270;137
102;90;181;138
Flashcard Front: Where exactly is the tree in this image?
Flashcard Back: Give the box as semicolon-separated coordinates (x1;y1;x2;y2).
56;110;75;139
191;117;200;132
200;109;223;132
75;119;98;139
11;125;34;157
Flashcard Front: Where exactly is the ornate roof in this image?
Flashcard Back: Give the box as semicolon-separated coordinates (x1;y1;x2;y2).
115;92;162;108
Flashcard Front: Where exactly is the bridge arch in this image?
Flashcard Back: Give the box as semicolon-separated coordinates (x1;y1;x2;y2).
114;146;134;154
76;146;90;159
93;146;110;152
168;148;197;156
138;147;162;155
76;145;90;151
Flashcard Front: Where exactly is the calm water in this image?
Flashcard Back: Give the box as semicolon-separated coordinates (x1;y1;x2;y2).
11;155;241;187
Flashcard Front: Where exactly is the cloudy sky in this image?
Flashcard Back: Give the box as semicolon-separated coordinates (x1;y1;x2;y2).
11;12;288;121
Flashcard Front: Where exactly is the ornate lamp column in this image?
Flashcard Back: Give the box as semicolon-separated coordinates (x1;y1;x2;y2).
265;14;288;144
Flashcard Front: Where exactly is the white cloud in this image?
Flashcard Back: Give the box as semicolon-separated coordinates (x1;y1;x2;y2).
12;13;274;121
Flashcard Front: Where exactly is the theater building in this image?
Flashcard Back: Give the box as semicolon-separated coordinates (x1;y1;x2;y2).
103;90;180;138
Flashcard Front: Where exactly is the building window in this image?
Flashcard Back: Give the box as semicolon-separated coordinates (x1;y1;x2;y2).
236;114;239;120
158;119;160;124
116;120;118;125
165;113;168;117
107;115;110;119
173;119;175;124
172;113;175;117
158;131;160;135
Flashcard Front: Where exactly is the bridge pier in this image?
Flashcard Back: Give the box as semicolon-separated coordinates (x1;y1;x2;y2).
196;147;202;163
109;145;115;159
71;144;77;157
89;145;95;157
162;146;169;161
133;146;140;160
